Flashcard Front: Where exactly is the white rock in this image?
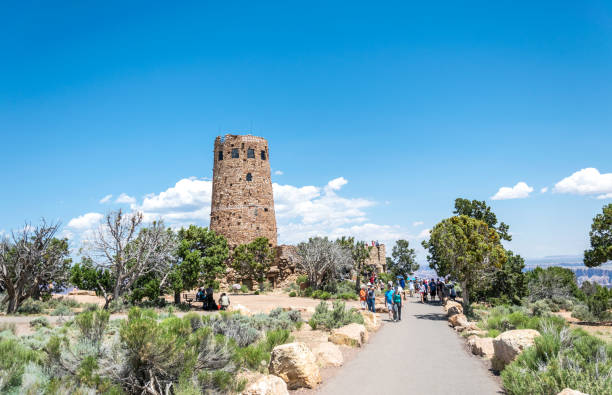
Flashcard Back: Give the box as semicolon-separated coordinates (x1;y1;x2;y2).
268;342;321;389
491;329;540;371
329;323;369;347
312;342;343;367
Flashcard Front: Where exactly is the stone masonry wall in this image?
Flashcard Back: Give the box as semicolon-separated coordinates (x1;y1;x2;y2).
365;244;386;273
210;134;278;247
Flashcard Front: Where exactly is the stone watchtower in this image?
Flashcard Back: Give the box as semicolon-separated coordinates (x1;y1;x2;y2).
210;134;278;247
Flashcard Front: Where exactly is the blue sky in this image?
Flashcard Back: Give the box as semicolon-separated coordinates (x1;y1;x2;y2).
1;1;611;262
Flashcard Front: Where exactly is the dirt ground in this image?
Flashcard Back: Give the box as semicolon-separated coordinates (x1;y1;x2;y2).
0;293;361;336
554;310;612;343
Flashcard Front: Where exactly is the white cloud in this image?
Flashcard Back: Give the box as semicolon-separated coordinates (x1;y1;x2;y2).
115;193;136;204
69;176;424;258
553;168;612;199
412;221;424;227
99;194;113;204
417;228;431;239
491;182;534;200
274;170;283;175
540;187;548;193
67;213;103;230
325;177;348;192
597;193;612;200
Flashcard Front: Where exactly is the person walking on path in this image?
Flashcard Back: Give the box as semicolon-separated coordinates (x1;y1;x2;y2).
359;286;367;310
429;278;437;302
385;282;394;320
399;277;406;300
408;280;415;298
392;285;402;321
366;284;376;313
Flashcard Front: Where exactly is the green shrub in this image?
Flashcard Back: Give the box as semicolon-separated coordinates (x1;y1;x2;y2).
309;301;364;330
236;342;269;370
289;291;297;297
0;323;17;334
74;309;110;344
17;299;45;315
502;327;612;394
209;313;261;347
240;284;249;293
335;292;358;301
572;304;596;322
51;305;74;316
487;329;501;338
29;317;49;329
0;337;41;392
254;290;260;295
108;298;128;313
311;290;332;300
262;329;293;352
296;275;308;285
529;300;552;317
176;302;192;312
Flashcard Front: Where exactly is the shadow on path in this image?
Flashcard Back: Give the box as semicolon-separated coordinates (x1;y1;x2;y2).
413;312;447;321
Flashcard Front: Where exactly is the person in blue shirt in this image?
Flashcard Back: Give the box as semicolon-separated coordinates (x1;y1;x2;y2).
399;277;406;300
384;282;394;321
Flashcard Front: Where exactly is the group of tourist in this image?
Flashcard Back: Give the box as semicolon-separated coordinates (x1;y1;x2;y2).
196;287;231;311
413;278;457;303
359;279;405;322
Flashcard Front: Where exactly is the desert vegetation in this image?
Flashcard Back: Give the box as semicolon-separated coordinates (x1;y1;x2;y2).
426;200;612;394
0;306;302;394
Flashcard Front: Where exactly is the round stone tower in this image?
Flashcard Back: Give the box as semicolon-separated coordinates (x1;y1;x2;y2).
210;134;278;247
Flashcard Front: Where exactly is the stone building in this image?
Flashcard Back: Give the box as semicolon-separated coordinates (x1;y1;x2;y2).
365;242;386;273
210;134;278;247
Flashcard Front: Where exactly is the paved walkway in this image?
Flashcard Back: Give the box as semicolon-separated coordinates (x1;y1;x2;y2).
316;298;502;394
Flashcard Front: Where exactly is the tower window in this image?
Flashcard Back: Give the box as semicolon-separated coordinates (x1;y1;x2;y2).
246;173;252;181
247;148;255;158
261;150;266;160
218;151;223;161
231;148;239;158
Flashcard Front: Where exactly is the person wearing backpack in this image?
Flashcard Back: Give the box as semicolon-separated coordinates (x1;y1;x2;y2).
392;285;402;321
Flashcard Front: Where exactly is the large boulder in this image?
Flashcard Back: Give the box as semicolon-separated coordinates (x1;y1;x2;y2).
557;389;589;395
242;374;289;395
467;336;494;359
374;304;388;313
491;329;541;371
312;342;343;367
359;310;381;332
448;313;469;328
329;323;369;347
268;342;321;389
463;329;488;337
445;301;463;317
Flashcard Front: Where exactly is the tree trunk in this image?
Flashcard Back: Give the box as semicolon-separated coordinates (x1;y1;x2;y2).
174;290;181;305
6;293;17;314
461;280;470;310
355;264;362;293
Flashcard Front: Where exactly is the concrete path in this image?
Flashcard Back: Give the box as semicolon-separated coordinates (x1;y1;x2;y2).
316;298;502;395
